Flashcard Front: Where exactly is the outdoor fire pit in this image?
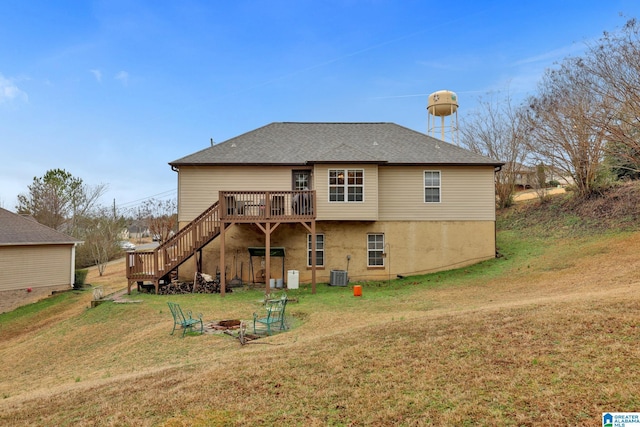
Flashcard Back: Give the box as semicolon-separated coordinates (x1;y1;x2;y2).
208;319;242;331
203;319;261;344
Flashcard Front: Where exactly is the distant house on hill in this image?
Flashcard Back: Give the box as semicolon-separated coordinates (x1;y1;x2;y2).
0;207;82;299
127;220;150;240
511;162;574;190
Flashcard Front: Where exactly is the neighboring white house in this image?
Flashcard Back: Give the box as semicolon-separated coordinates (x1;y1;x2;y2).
511;162;574;190
0;208;82;296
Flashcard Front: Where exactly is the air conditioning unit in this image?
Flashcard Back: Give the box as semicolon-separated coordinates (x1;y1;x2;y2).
329;270;348;286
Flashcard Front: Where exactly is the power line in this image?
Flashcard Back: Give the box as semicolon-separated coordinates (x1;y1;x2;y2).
117;189;177;208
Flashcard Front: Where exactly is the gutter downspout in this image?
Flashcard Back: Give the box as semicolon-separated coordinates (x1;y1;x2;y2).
70;244;77;288
494;165;503;258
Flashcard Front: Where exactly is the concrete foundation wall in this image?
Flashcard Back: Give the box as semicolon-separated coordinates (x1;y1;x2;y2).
0;284;71;314
177;220;496;285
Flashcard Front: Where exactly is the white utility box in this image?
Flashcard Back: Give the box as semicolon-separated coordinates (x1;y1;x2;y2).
287;270;299;289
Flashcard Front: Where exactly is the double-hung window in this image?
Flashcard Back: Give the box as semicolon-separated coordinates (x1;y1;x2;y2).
424;171;441;203
367;234;384;267
307;234;324;267
329;169;363;202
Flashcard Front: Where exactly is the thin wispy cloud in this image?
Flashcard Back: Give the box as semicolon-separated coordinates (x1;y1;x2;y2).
417;61;460;71
0;73;28;104
90;69;102;83
513;42;586;67
212;12;484;102
514;29;612;68
369;93;430;100
501;42;590;103
115;71;129;85
368;89;489;101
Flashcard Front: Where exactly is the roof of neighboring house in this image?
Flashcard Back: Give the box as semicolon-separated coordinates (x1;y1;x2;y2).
169;122;503;167
0;208;82;246
127;220;149;233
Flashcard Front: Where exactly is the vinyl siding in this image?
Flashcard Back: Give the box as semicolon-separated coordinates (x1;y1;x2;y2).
378;166;496;221
178;164;494;222
313;164;378;221
0;245;73;291
178;166;294;222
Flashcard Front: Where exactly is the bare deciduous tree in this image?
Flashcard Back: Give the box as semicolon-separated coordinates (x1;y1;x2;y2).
460;90;530;208
77;209;127;276
141;198;177;242
525;56;610;199
580;18;640;179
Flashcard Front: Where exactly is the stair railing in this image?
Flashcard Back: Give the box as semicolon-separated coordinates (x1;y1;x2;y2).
127;201;221;283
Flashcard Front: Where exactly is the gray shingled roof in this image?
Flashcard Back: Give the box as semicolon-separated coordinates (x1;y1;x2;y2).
0;208;81;246
169;122;503;166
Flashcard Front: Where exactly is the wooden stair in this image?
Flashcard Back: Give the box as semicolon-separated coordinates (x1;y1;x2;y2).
126;201;221;293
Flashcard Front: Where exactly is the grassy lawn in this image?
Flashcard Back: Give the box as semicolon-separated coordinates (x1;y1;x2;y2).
1;194;640;426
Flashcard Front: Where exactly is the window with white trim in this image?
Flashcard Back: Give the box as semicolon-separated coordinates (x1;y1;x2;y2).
307;234;324;267
329;169;363;202
367;234;384;267
424;170;441;203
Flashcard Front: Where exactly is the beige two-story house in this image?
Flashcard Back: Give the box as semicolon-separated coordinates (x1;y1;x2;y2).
127;122;502;294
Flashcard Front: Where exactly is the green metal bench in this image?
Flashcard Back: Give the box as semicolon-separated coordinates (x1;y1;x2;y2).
253;294;288;336
167;302;204;337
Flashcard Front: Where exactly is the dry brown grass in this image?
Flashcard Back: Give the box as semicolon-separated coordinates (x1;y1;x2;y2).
2;220;640;425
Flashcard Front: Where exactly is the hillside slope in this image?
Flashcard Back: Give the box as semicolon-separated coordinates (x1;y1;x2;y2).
1;183;640;425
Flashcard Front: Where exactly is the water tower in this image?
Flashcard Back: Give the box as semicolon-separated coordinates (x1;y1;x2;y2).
427;90;458;144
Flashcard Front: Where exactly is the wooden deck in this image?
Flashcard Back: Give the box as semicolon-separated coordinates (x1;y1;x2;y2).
126;190;316;294
219;190;315;222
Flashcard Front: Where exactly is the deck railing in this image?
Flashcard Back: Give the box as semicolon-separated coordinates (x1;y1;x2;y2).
220;190;315;221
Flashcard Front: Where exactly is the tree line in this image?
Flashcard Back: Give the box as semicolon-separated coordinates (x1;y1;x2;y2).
461;18;640;208
15;168;176;276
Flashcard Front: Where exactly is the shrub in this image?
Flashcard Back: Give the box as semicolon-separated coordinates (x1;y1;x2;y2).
74;269;89;288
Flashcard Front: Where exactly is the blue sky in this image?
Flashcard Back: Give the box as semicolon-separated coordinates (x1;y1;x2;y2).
1;0;639;214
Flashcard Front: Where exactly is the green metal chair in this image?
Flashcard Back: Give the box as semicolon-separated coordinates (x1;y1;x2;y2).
253;294;288;335
167;302;203;337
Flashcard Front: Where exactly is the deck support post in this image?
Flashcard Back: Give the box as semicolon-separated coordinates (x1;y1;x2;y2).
220;222;227;297
265;222;271;295
311;220;316;294
253;222;283;295
299;219;317;294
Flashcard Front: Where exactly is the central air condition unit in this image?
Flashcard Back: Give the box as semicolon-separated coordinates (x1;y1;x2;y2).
329;270;348;286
